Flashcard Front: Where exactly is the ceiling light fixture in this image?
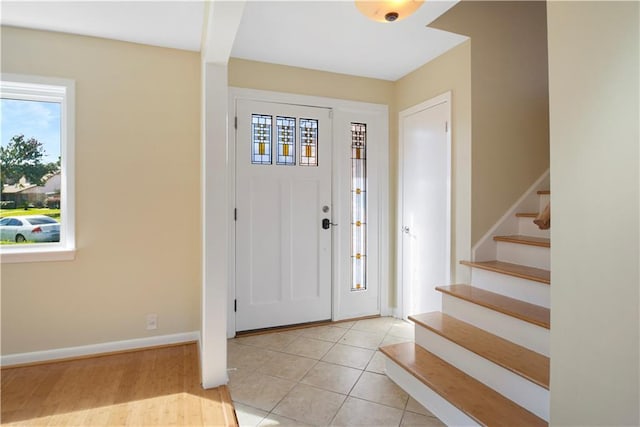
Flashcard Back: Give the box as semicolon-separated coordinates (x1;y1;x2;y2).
355;0;424;23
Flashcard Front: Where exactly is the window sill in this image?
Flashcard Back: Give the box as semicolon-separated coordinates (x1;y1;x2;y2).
0;247;76;263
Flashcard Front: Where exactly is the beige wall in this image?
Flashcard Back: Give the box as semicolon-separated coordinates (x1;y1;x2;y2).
1;27;202;355
547;2;639;424
229;58;394;105
393;40;472;295
431;1;550;243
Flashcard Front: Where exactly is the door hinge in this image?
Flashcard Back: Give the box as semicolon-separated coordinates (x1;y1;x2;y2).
234;116;238;130
234;299;237;312
445;121;448;133
234;208;237;221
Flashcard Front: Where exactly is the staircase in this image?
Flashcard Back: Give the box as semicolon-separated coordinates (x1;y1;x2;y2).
381;186;550;426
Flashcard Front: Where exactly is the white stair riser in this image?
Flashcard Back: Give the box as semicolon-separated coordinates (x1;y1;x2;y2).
518;217;550;238
441;294;550;356
471;268;550;308
415;327;549;421
539;194;550;212
496;241;550;270
384;357;480;427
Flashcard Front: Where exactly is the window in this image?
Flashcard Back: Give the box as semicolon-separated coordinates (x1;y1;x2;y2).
0;74;75;262
251;114;272;165
249;114;319;167
276;116;296;165
299;118;318;166
351;123;367;291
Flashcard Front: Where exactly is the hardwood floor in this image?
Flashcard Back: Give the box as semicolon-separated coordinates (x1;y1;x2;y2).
1;343;238;426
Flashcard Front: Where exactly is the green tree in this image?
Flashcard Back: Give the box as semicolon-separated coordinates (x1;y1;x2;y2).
0;135;59;190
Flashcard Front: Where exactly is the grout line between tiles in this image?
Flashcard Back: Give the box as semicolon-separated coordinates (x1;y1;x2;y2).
229;317;430;427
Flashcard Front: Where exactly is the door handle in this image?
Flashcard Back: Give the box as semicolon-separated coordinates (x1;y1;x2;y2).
322;218;338;229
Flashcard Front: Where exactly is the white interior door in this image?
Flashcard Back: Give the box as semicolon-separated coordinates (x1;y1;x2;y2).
399;98;451;319
235;99;332;331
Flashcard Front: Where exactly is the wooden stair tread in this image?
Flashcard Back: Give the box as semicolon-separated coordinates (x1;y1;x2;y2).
516;212;538;218
460;260;550;284
409;312;549;389
493;235;550;248
380;342;547;427
537;190;550;195
436;285;550;329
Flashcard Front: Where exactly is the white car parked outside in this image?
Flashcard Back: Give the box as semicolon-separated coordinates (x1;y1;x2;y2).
0;215;60;243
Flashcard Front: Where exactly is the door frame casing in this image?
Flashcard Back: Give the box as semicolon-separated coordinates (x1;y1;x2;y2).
396;91;452;320
227;87;390;337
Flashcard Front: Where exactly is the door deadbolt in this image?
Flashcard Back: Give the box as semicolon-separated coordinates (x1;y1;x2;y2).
322;218;337;229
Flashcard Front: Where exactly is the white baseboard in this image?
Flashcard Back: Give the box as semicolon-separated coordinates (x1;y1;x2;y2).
1;331;201;367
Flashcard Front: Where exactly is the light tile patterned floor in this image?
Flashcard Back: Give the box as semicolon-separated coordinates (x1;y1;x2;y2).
228;317;446;426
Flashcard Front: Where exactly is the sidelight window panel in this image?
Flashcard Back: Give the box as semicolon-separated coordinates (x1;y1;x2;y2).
350;123;367;291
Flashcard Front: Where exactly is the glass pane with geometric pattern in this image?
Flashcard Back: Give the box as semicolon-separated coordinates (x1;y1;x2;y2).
276;116;296;165
351;123;367;291
300;118;318;166
251;114;272;165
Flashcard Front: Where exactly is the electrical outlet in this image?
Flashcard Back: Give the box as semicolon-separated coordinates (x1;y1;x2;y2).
146;313;158;330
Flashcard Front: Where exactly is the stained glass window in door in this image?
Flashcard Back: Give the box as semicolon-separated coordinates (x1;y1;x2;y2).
351;123;367;291
276;116;296;165
300;118;318;166
251;114;272;165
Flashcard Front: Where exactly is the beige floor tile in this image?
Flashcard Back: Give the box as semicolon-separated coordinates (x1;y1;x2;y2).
228;371;296;412
283;336;334;359
302;325;348;342
380;334;410;346
338;329;385;350
272;383;346;426
300;361;362;394
233;402;267;427
234;332;298;350
228;366;252;388
350;371;409;409
228;341;278;371
280;328;304;336
351;317;395;334
387;322;414;339
405;397;435;417
257;352;318;381
333;321;356;329
321;343;375;370
365;351;387;374
259;413;313;426
330;396;404;426
401;411;446;426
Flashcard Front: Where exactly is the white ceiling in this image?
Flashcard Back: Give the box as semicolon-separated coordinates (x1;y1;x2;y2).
0;1;467;81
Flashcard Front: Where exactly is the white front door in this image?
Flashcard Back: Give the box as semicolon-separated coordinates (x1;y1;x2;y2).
399;97;451;319
235;99;332;331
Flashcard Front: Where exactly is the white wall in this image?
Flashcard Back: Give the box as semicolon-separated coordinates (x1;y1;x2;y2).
548;2;639;425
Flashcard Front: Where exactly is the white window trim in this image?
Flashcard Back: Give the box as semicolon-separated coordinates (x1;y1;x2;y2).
0;73;76;263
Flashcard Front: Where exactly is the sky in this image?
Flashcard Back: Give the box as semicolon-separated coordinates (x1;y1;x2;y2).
1;98;61;164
